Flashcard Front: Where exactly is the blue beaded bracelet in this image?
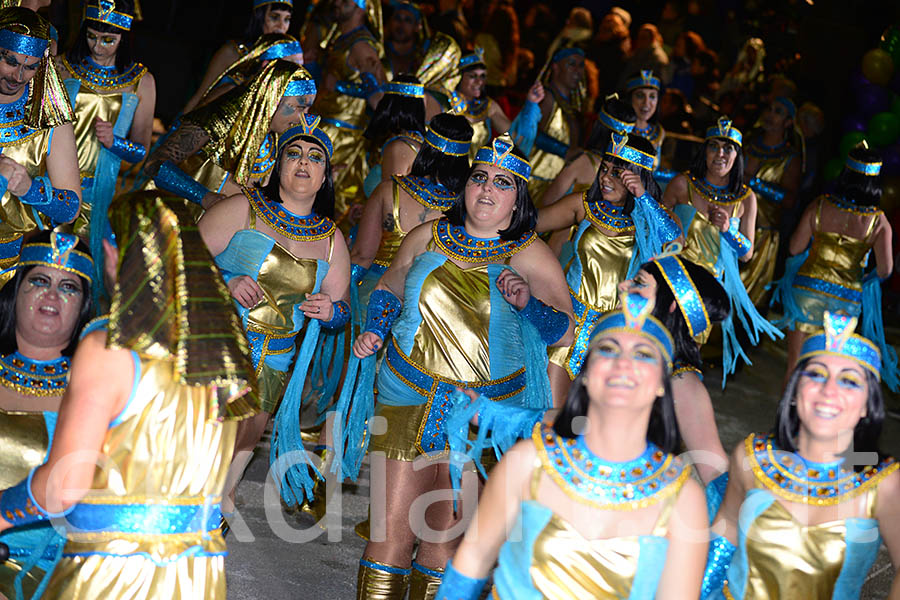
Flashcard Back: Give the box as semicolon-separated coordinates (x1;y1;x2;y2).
701;535;736;600
154;161;211;205
518;295;568;345
351;263;367;287
721;218;752;258
19;176;79;224
0;468;68;528
365;289;401;341
321;300;350;329
110;135;147;163
749;176;785;204
634;191;681;243
435;560;488;600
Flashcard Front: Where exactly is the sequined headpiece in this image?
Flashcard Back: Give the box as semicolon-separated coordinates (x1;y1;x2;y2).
589;293;674;369
4;231;93;283
424;124;470;157
552;46;585;63
383;81;424;98
390;1;421;22
799;312;881;380
278;113;333;159
626;69;661;92
254;0;293;8
0;9;47;57
845;144;882;177
85;0;133;32
473;134;531;181
605;132;654;171
260;40;303;60
705;116;742;147
598;94;635;134
283;66;317;97
650;251;711;339
459;47;486;70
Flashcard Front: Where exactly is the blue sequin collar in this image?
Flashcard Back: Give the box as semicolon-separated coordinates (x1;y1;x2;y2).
633;122;663;147
745;135;794;161
687;173;750;206
583;194;634;233
0;84;42;147
394;174;457;211
64;56;148;91
535;423;689;510
432;218;536;263
827;194;880;216
0;352;69;397
247;188;336;242
251;133;277;177
747;433;898;506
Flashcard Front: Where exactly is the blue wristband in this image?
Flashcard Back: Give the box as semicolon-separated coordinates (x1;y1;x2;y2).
336;72;381;100
634;191;681;243
435;560;488;600
701;535;736;600
518;295;568;345
0;468;68;528
110;135;147;163
653;168;678;183
154;161;211;205
365;289;401;341
749;176;785;204
360;72;380;98
535;131;568;158
721;218;751;258
322;300;350;329
351;263;368;287
20;176;79;224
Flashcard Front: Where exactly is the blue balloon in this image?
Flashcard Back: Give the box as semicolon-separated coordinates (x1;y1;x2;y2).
856;83;890;118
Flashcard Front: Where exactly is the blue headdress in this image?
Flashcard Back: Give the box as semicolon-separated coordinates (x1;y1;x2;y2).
650;251;712;339
260;40;303;60
6;231;93;284
424;124;470;157
625;69;661;92
774;96;796;119
606;132;654;171
254;0;293;8
598;94;635;135
845;150;882;177
473;134;531;182
459;47;486;70
382;81;424;98
705;116;742;147
389;1;421;22
282;67;316;98
799;312;881;380
85;0;133;31
552;46;585;63
589;293;674;370
278;113;333;159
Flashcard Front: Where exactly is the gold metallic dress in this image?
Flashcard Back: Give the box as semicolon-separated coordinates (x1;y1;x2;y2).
679;176;749;278
528;90;574;206
44;354;237;600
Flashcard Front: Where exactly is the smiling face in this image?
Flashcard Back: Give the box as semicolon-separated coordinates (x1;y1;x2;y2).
15;266;85;351
85;26;121;64
596;159;629;204
584;331;664;412
631;88;658;124
278;138;327;199
795;355;869;448
705;139;738;180
263;6;292;35
0;48;40;96
269;94;314;133
459;67;487;100
464;164;518;235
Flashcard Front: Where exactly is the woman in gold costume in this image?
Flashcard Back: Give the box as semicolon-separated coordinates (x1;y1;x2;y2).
537;133;680;404
199;114;350;507
346;135;573;598
0;192;258;599
626;70;665;164
702;311;900;600
0;231;92;600
436;293;708;600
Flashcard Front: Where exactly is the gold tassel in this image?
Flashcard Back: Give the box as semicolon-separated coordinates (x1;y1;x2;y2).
357;558;410;600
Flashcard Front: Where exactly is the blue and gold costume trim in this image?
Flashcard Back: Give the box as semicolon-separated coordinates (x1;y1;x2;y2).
0;352;69;397
15;230;93;282
606;132;654;171
65;502;222;536
634;122;663;148
598;102;634;135
626;69;661;92
245;326;297;373
534;422;689;510
278;113;333;158
706;117;742;147
394;174;456;211
652;253;712;339
423;126;470;157
84;0;133;31
383;81;424;98
473;134;531;181
247;187;336;242
687;173;751;206
0;28;47;58
63;56;147;92
746;433;897;506
251;132;277;178
798;311;881;379
0;85;44;146
458;47;486;70
846;155;882;177
432;219;536;263
590;293;674;369
584;195;634;233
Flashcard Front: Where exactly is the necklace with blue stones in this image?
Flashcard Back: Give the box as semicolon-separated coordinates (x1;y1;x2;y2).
747;433;898;506
828;194;880;216
535;423;688;510
64;56;147;92
433;219;536;263
584;194;634;233
395;175;457;211
251;133;276;178
634;123;662;147
688;174;748;207
745;135;792;161
0;352;69;397
0;85;39;147
248;188;336;242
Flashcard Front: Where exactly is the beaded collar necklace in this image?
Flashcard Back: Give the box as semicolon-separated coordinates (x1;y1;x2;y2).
828;194;880;216
633;122;662;146
451;91;489;120
747;433;898;506
65;56;147;92
584;195;634;233
0;352;69;397
251;133;276;178
395;175;456;211
535;423;689;510
688;173;748;206
432;218;536;263
745;135;792;161
247;188;335;242
0;85;40;147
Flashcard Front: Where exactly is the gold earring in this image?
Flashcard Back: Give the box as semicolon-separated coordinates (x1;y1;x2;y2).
657;387;665;396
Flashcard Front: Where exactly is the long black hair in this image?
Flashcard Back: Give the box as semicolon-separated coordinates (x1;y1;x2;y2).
689;137;745;195
641;258;730;371
0;233;93;358
836;147;883;208
363;74;426;146
407;112;473;194
584;135;661;217
261;135;335;219
67;0;135;72
242;2;293;46
775;357;886;472
553;363;680;453
585;95;636;152
445;144;537;240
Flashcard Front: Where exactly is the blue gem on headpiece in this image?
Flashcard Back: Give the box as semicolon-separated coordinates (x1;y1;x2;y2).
85;0;134;32
424;125;470;157
14;231;93;284
845;154;882;177
625;70;661;92
254;0;294;8
473;134;531;181
605;132;655;171
382;81;425;98
598;96;635;135
459;47;486;70
705;116;742;148
589;292;674;369
260;40;303;60
652;252;712;339
552;46;585;63
799;311;881;380
279;113;333;159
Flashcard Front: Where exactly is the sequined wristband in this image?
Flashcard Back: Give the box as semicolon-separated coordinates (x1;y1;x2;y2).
721;218;751;258
154;161;211;205
748;176;785;204
653;168;678;183
365;289;402;341
535;131;568;158
0;468;67;528
351;263;367;287
19;176;79;224
634;192;681;243
335;72;381;99
110;135;147;163
701;536;736;600
518;296;568;345
322;300;350;329
435;560;488;600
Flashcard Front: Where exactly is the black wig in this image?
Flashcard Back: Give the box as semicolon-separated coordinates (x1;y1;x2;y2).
242;2;293;47
835;147;883;208
68;0;135;72
585;95;637;152
585;134;661;217
261;135;335;218
407;112;473;194
689;136;745;196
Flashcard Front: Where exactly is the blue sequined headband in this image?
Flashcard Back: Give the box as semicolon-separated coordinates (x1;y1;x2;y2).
85;1;133;31
254;0;293;8
8;232;93;283
605;132;654;171
845;155;882;176
383;81;424;98
774;96;796;119
626;69;661;92
459;47;486;69
261;41;303;60
589;293;674;369
705;116;742;148
279;113;333;158
598;104;635;135
552;47;584;63
0;28;48;58
390;1;421;21
424;126;470;157
283;70;316;98
473;134;531;181
799;311;881;380
652;253;711;339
